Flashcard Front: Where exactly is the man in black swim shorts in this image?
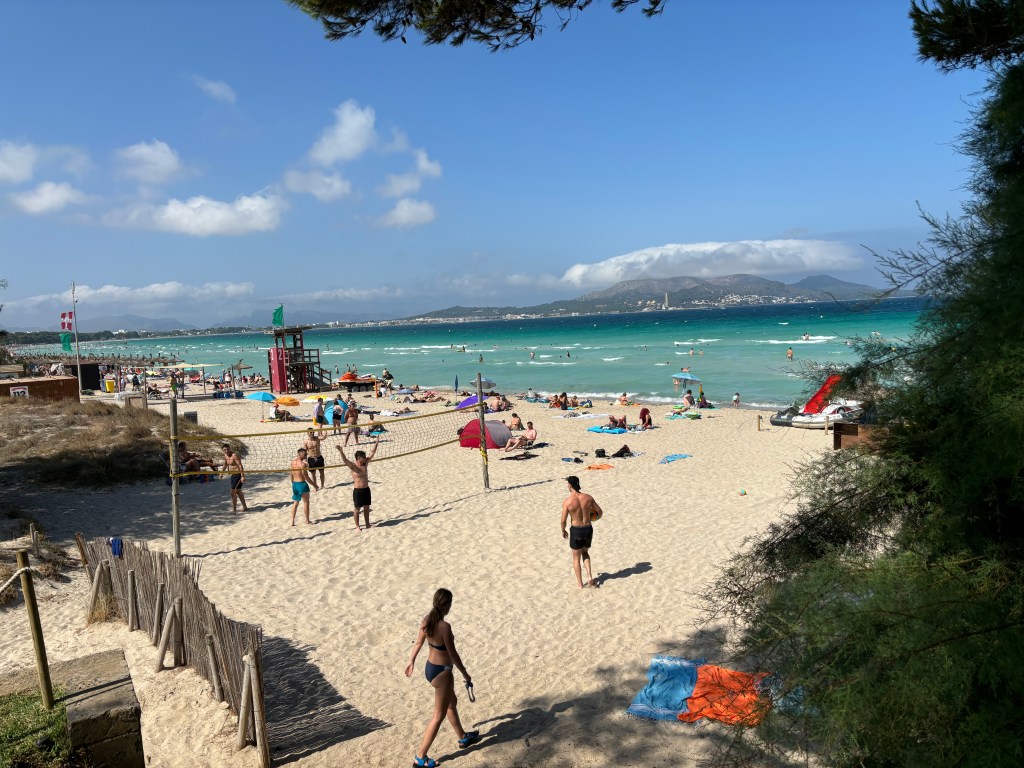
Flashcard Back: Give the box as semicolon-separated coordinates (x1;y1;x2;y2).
337;436;380;532
560;476;603;588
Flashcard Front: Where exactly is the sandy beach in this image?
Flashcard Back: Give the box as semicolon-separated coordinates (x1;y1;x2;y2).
0;392;830;767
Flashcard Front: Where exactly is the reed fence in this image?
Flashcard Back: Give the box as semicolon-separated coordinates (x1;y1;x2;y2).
79;536;270;767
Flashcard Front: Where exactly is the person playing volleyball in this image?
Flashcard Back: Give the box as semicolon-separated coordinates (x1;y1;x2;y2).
404;588;480;767
561;475;603;588
288;448;318;526
337;435;379;531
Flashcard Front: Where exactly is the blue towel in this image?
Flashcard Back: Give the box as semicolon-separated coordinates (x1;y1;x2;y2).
587;426;627;434
110;537;124;558
626;655;704;721
659;453;692;464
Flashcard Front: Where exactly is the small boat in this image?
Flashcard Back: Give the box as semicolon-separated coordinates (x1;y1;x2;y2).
770;406;798;427
790;401;864;429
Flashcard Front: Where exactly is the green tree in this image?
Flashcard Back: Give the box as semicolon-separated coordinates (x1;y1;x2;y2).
286;0;667;49
701;3;1024;765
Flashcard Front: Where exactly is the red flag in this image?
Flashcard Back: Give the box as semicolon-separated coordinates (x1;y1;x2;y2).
60;311;74;331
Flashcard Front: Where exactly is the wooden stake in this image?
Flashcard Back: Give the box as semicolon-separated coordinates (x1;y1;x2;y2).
205;634;223;702
127;570;138;631
172;597;185;667
150;582;165;646
757;414;762;432
86;561;109;622
29;524;40;558
16;551;54;710
247;654;269;767
236;659;253;750
155;603;177;672
74;533;90;569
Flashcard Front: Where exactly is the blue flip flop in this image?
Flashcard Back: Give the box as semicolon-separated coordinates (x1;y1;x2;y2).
413;756;436;768
458;730;480;748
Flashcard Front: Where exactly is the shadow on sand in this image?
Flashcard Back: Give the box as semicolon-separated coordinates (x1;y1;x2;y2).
597;561;653;586
262;636;390;765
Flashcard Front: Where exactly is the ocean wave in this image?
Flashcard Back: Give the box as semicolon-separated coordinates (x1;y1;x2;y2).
528;361;577;366
602;357;623;362
697;338;720;343
752;336;837;344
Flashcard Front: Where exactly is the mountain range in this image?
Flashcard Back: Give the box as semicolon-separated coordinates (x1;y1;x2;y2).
409;274;908;320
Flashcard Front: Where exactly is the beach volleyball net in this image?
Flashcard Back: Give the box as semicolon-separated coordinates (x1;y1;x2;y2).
169;404;476;478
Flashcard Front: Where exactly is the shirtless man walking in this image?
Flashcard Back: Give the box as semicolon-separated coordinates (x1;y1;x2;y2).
560;476;603;588
337;436;379;531
220;444;249;513
343;400;361;446
289;447;319;526
304;428;326;488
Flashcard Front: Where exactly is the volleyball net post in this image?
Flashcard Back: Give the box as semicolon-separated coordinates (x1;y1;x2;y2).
477;372;490;491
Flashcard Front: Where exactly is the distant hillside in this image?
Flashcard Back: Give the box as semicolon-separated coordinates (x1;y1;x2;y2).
410;273;905;320
77;314;196;333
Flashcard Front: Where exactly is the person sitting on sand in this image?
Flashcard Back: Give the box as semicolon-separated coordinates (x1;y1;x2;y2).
569;395;579;408
617;392;630;406
504;421;537;451
176;442;214;473
269;403;293;421
608;415;627;429
683;389;696;408
639;408;653;429
508;413;524;430
698;393;711;408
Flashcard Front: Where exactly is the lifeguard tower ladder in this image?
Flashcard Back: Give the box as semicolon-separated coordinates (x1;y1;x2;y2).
267;326;332;394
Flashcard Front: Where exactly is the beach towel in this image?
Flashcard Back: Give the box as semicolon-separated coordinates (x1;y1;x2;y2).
626;655;703;721
109;537;124;558
677;665;770;726
588;426;627;434
659;453;692;464
586;463;614;470
627;656;771;726
665;413;688;420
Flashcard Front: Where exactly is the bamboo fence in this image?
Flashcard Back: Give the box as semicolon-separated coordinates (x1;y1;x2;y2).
79;536;270;767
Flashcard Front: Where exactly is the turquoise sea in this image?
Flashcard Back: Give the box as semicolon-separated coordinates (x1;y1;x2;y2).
18;298;926;409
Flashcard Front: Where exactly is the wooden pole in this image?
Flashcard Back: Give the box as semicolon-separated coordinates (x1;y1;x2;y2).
170;397;181;558
476;372;490;490
155;603;177;672
74;533;89;570
172;597;185;667
205;634;223;702
16;551;54;710
150;582;165;646
247;654;269;767
86;560;108;622
29;524;40;558
127;570;138;631
757;414;762;432
236;659;253;749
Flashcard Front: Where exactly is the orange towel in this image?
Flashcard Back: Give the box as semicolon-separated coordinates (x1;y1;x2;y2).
677;665;770;726
586;463;614;470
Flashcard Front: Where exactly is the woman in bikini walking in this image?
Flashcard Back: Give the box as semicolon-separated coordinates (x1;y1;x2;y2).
404;588;480;767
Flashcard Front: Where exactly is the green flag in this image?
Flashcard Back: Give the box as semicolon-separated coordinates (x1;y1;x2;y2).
272;305;284;327
60;332;72;353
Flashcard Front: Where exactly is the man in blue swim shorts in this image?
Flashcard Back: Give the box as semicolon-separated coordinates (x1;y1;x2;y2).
289;447;319;526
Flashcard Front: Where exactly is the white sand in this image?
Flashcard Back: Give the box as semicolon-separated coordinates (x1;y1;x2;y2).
0;393;829;767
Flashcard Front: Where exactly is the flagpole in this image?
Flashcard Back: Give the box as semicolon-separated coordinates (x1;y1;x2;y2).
71;281;83;400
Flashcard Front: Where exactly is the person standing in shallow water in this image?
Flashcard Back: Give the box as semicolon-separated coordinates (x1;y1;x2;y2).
405;588;480;767
561;475;603;588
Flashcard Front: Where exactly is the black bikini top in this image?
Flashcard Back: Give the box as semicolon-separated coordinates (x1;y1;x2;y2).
428;641;447;651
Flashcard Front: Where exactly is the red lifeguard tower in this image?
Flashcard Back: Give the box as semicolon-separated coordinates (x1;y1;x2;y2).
267;326;332;394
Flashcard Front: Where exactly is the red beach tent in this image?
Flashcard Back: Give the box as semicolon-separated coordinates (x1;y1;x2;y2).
459;420;512;449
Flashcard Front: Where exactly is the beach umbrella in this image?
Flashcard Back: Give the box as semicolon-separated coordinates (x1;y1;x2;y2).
458;394;480;409
245;389;275;418
671;372;702;384
275;396;301;407
397;388;415;395
479;378;496;390
303;395;328;402
325;402;347;422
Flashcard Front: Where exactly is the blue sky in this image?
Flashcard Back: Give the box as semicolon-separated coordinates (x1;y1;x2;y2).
1;1;986;329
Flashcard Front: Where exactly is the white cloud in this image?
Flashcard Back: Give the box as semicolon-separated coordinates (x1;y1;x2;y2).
105;191;284;236
559;240;862;288
375;198;435;228
309;100;376;166
10;181;88;214
0;140;38;184
283;169;352;201
7;281;255;311
377;172;421;198
192;75;237;104
116;140;183;185
281;286;405;303
378;149;442;198
382;128;410;153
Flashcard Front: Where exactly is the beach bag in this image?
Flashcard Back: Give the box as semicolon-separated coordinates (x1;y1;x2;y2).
595;448;607;458
611;444;633;458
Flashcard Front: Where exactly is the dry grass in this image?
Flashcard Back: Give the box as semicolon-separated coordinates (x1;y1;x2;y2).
0;532;79;608
0;398;242;486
